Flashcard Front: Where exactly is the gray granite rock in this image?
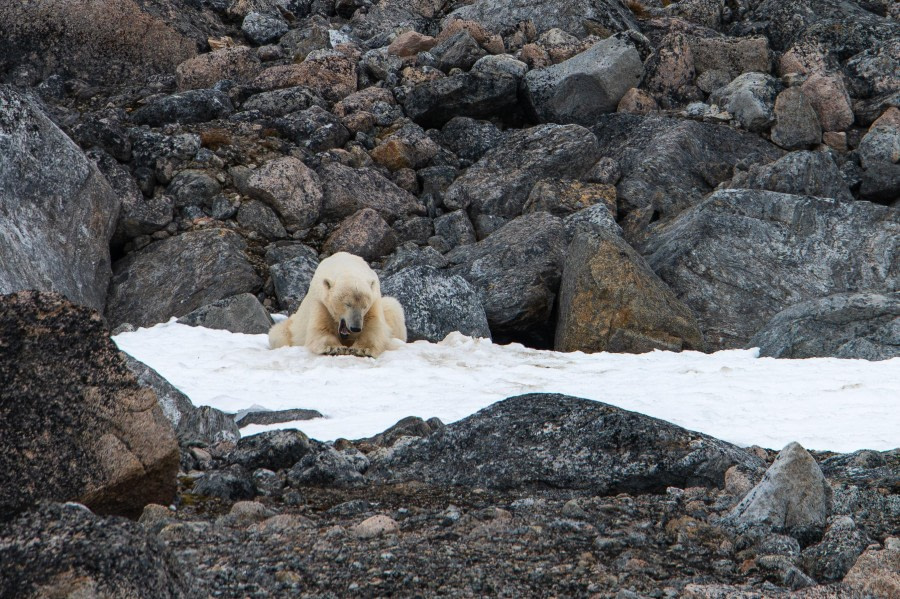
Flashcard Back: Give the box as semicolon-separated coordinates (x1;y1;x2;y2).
177;293;273;335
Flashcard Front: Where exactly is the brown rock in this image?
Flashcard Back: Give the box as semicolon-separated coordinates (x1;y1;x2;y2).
246;156;323;229
254;50;356;101
645;33;695;104
352;514;399;539
388;31;437;57
555;230;706;353
518;43;550;69
0;291;179;519
822;131;848;152
318;162;424;223
323;208;399;261
341;111;377;134
437;19;504;54
778;41;829;78
176;46;262;91
690;36;771;77
843;538;900;598
800;74;854;131
370;123;440;171
617;87;659;115
332;86;397;117
523;179;617;217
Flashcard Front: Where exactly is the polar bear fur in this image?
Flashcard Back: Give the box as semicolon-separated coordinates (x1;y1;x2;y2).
268;252;407;357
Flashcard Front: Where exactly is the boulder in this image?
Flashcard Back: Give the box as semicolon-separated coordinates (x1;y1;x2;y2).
709;72;781;132
857;108;900;202
431;30;487;72
176;46;263;91
725;442;831;546
0;503;201;597
748;292;900;360
845;39;900;100
444;123;600;217
770;88;822;150
799;516;870;582
227;430;312;472
431;116;505;164
446;212;565;341
318;162;423;224
563;203;622;242
241;11;288;45
843;538;900;598
555;230;706;354
524;35;643;125
236;200;288;240
433;210;477;247
726;150;853;201
381;266;491;342
274;105;351;153
240;85;326;117
799;74;854;132
105;229;262;329
644;189;899;350
374;393;765;494
246;156;323;229
131;89;234;126
0;291;179;519
688;36;771;78
267;244;319;313
523;179;616;217
322;208;399;261
176;293;273;335
0;86;119;313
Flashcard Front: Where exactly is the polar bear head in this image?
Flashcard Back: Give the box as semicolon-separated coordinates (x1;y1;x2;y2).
322;276;378;338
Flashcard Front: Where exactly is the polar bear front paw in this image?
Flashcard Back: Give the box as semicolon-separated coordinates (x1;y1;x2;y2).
346;347;375;358
321;345;351;356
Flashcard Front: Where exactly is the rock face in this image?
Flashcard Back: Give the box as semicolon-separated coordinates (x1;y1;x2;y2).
0;291;179;519
0;503;201;598
375;393;765;494
556;230;705;354
446;213;565;342
0;86;119;312
381;266;491;342
748;292;900;360
106;229;262;329
645;189;900;349
444;124;600;217
725;442;832;546
524;35;643;126
727;150;853;201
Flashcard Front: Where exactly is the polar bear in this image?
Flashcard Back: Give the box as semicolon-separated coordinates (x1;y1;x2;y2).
268;252;407;357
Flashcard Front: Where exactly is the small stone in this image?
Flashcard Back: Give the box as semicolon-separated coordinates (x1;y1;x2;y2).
388;31;437;57
353;515;399;539
617;87;658;115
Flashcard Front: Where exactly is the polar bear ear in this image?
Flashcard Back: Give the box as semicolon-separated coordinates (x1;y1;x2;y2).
323;278;332;290
370;280;376;289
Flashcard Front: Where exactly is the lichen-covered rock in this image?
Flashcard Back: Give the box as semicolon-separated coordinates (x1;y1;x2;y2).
799;516;870;582
688;36;771;78
645;189;899;350
374;393;764;494
747;292;900;360
857;107;900;202
131;89;234;126
843;538;900;598
176;46;263;91
273;105;351;153
227;430;312;472
318;162;424;224
523;179;616;217
240;85;326;117
267;243;319;314
381;266;491;342
322;208;399;261
709;72;781;132
176;293;273;335
0;86;119;313
0;291;179;519
246;156;323;229
726;150;853;201
555;230;706;354
770;88;822;150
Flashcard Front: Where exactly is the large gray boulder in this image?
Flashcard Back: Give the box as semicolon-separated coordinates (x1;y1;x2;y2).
444;123;601;217
246;156;324;230
524;35;643;126
0;503;202;598
267;243;319;314
176;293;273;335
556;230;705;354
105;229;263;329
709;72;781;132
446;213;565;341
0;86;119;312
0;291;179;519
644;189;900;350
444;0;639;39
131;89;234;126
318;162;424;224
748;292;900;360
381;266;491;342
727;150;853;202
374;393;765;494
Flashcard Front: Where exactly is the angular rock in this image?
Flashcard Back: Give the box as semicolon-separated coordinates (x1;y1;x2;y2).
235;408;324;427
352;514;399;539
0;503;201;598
748;292;900;361
176;293;273;334
167;169;221;209
268;243;319;313
644;189;899;349
106;229;262;328
643;33;695;106
727;150;853;201
287;445;366;487
843;538;900;598
431;116;505;164
318;162;423;224
524;179;616;217
176;46;263;91
446;212;565;340
370;122;440;171
246;156;323;229
688;36;771;78
241;85;326;117
131;89;234;126
709;72;781;132
275;105;350;153
556;230;706;353
524;35;643;126
432;31;487;72
444;123;600;217
291;49;357;102
799;74;854;132
227;430;312;471
617;87;659;115
770;88;822;150
381;266;491;342
192;465;257;501
857;108;900;202
433;210;476;247
323;208;399;261
725;442;832;546
236;199;288;240
563;203;622;242
388;31;437;57
845;39;900;100
374;393;765;494
0;291;179;519
0;86;119;312
799;516;870;582
242;11;288;45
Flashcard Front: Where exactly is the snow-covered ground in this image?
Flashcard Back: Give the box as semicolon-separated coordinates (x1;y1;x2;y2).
113;320;900;453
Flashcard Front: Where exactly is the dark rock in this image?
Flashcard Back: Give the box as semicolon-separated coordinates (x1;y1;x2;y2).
433;210;477;247
227;430;312;471
318;162;423;224
268;244;319;313
370;122;441;171
236;409;324;427
176;293;274;335
724;442;832;546
563;203;622;242
129;129;201;180
357;416;445;449
0;503;201;598
0;291;179;519
0;86;119;312
747;292;900;360
132;89;234;126
524;35;643;126
192;465;257;501
444;0;639;39
858;108;900;202
242;11;288;45
822;449;900;490
524;179;617;218
800;516;870;582
70;111;132;161
556;230;706;353
380;243;450;278
287;444;367;487
727;151;853;201
447;212;565;342
374;393;764;494
274;105;351;153
845;39;900;100
240;85;326;117
167;169;222;208
770;88;822;150
106;229;263;329
236;199;288;240
417;165;459;216
644;189;899;349
123;355;240;447
444;124;600;217
323;208;399;261
381;266;491;342
432;31;487;72
709;72;781;132
431;117;505;164
247;156;324;230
